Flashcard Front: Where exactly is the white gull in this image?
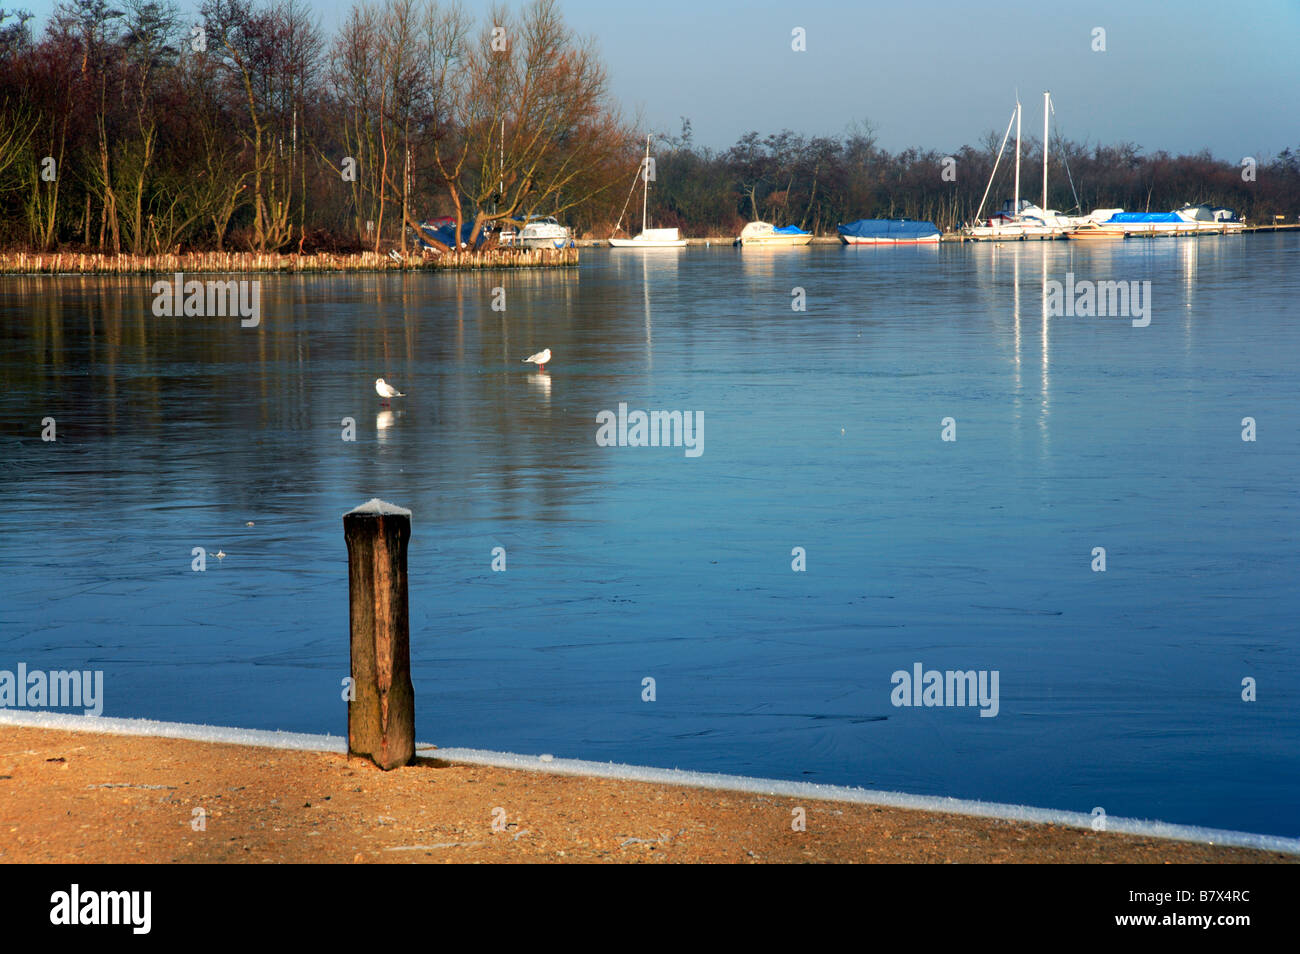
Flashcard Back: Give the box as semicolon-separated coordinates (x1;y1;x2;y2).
522;348;552;371
375;378;405;403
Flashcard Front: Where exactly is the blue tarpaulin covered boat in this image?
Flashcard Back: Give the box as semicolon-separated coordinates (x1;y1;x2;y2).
735;221;813;246
415;220;487;251
838;219;941;245
1104;212;1183;224
1077;206;1246;236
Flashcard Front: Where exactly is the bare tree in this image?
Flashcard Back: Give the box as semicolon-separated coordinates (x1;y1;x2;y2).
413;0;635;252
202;0;320;250
328;0;384;246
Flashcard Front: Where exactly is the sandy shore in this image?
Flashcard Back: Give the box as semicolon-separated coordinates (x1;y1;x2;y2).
0;725;1290;864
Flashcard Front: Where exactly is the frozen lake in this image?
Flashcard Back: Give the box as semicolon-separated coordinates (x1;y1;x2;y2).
2;235;1297;837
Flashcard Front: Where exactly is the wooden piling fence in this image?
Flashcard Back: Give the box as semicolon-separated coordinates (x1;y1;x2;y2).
344;498;415;770
0;245;579;274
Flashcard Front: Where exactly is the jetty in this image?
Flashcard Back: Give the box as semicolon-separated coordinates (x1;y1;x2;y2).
578;225;1299;247
941;222;1299;242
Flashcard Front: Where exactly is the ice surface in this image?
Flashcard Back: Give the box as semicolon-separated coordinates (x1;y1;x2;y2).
345;498;412;517
3;710;1296;855
4;260;1297;840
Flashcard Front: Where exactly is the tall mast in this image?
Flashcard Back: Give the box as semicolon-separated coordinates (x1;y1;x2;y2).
641;135;651;234
1042;91;1050;211
1013;97;1021;212
973;107;1018;225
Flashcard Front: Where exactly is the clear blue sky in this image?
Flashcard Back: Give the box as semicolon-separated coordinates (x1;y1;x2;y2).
14;0;1300;158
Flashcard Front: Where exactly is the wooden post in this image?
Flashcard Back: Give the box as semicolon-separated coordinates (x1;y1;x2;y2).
344;498;415;769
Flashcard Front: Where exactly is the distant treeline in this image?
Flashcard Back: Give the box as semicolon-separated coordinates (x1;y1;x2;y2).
647;119;1300;236
2;3;1297;255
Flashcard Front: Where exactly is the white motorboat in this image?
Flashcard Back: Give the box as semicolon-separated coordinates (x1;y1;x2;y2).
837;219;941;245
609;136;688;248
734;221;813;247
1070;205;1246;238
515;215;574;249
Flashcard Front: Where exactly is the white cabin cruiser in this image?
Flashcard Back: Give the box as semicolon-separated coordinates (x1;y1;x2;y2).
516;216;574;249
1072;205;1246;237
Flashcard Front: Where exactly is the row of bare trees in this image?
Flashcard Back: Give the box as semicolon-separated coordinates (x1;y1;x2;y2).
0;0;637;253
3;1;1297;249
650;119;1300;235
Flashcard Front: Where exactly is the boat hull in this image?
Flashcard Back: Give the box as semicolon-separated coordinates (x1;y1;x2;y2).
1066;226;1126;240
838;219;941;245
738;234;813;247
736;221;813;247
1080;209;1246;238
1086;223;1245;237
609;238;688;247
962;222;1067;240
519;236;575;249
610;227;687;248
840;234;940;245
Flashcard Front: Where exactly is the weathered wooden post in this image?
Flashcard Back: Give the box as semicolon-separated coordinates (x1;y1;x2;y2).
344;498;415;770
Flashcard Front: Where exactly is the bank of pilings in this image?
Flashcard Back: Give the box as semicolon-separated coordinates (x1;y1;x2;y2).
0;246;579;274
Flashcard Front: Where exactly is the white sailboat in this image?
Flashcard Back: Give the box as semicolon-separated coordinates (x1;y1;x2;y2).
609;136;688;248
965;92;1114;240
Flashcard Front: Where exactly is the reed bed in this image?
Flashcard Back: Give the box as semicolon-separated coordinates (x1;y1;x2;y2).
0;246;579;274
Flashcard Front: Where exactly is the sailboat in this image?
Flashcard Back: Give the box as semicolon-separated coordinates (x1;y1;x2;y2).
609;136;688;248
964;92;1118;240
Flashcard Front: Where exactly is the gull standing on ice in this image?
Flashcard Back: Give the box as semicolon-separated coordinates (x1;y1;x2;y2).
375;378;405;404
522;348;552;372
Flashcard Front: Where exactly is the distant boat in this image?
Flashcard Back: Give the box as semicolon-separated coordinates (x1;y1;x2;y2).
609;136;688;248
970;201;1124;240
414;218;487;251
837;219;940;245
610;227;687;248
735;221;813;247
1070;205;1246;238
964;92;1115;240
503;215;575;249
1066;220;1126;241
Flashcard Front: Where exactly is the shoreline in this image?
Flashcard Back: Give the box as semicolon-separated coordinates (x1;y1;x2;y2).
0;247;579;275
1;716;1293;864
2;226;1294;274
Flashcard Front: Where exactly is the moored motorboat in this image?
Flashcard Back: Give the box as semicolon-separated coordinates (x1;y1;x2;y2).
1072;205;1246;238
837;218;940;245
511;215;575;249
1066;221;1127;240
414;218;486;251
735;221;813;247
